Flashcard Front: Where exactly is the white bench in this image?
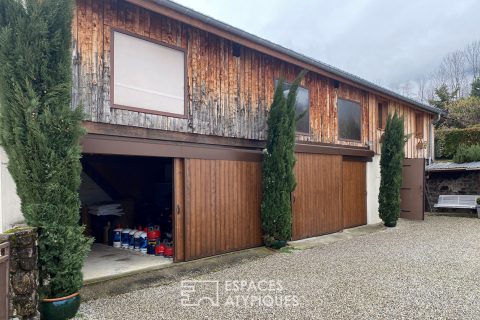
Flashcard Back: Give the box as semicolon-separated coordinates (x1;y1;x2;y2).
434;195;479;217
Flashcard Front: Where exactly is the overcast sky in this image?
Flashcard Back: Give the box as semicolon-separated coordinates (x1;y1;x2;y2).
175;0;480;91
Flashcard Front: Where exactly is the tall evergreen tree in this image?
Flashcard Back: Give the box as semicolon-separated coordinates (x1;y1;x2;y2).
0;0;91;298
471;77;480;98
378;113;406;227
261;71;306;245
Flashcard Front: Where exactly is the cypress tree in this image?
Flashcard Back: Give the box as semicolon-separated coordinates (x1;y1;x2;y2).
378;112;406;227
0;0;92;298
261;71;306;246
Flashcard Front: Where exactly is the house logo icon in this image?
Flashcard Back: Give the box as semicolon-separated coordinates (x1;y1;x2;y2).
180;280;220;307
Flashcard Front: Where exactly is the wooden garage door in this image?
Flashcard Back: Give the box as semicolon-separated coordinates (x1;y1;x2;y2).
184;159;262;260
292;153;343;240
342;160;367;228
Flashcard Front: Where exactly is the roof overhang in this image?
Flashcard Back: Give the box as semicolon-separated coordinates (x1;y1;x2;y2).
125;0;444;116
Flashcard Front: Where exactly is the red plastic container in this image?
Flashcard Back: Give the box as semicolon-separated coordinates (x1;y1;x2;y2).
155;243;165;256
164;246;174;257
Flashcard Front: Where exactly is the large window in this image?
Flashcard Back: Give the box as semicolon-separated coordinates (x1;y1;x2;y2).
274;80;310;133
112;31;185;116
338;98;361;141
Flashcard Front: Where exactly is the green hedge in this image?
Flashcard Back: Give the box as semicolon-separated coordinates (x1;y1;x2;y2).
435;126;480;159
453;144;480;163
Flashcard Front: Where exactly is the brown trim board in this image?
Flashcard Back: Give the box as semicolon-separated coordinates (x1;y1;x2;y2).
81;134;263;162
82;122;374;160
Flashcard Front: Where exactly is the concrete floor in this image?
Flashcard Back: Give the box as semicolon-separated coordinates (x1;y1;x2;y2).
83;243;172;283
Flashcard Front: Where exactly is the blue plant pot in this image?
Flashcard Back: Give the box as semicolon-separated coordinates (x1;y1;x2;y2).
40;292;81;320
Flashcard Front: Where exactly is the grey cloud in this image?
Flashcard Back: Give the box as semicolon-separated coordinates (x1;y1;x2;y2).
176;0;480;90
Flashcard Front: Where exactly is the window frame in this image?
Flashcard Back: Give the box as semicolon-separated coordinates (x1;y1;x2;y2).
110;28;188;118
415;113;424;138
377;101;388;130
337;97;363;142
274;79;311;135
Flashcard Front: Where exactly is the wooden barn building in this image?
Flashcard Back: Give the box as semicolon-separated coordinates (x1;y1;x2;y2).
0;0;442;278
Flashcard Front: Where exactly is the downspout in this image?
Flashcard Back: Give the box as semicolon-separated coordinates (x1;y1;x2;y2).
429;113;441;164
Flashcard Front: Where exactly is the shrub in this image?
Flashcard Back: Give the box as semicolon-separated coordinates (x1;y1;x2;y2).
453;144;480;163
378;113;406;227
435;126;480;159
261;70;306;244
0;0;92;298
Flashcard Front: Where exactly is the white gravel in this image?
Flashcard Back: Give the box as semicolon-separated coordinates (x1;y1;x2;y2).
75;215;480;320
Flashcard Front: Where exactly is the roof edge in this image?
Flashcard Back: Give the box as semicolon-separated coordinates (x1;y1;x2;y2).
139;0;444;115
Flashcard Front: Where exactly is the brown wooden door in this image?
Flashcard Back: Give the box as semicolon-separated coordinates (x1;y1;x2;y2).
342;160;367;228
400;158;425;220
292;153;343;240
183;159;262;261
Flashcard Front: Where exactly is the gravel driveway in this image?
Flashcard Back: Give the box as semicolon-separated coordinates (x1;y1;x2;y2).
75;215;480;320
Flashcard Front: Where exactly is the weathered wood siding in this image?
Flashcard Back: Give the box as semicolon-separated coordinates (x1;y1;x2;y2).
367;93;433;158
74;0;433;158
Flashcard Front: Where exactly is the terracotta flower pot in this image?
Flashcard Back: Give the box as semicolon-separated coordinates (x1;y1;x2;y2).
40;292;81;320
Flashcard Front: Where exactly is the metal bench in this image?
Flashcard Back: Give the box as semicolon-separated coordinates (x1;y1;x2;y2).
434;195;479;217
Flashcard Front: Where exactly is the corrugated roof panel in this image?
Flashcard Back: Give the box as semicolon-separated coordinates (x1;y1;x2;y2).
426;161;480;172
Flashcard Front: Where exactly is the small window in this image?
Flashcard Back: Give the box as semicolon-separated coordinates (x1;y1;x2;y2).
338;98;362;141
415;113;424;138
377;102;388;129
274;80;310;133
112;31;185;116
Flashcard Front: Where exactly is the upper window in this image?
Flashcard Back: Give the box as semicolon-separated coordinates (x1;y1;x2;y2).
274;80;310;133
377;102;388;130
112;31;185;116
338;98;361;141
415;113;424;138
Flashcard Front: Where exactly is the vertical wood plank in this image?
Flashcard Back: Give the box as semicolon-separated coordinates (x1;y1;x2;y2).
173;158;185;262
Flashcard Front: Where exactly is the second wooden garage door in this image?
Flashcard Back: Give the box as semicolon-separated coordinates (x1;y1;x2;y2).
292;153;343;240
184;159;262;260
292;154;367;240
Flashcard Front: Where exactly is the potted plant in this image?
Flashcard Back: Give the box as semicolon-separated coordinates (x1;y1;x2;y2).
0;1;92;319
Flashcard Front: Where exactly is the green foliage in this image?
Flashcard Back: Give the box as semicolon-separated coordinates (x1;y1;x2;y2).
477;197;480;205
261;70;306;244
471;77;480;98
452;144;480;163
378;113;406;227
0;0;92;298
428;84;457;111
445;96;480;128
435;127;480;159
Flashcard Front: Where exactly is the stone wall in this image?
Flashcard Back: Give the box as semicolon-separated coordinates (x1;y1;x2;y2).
0;227;39;320
426;170;480;211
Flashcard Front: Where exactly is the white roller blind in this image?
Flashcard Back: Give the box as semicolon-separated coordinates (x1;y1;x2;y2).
113;31;185;115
